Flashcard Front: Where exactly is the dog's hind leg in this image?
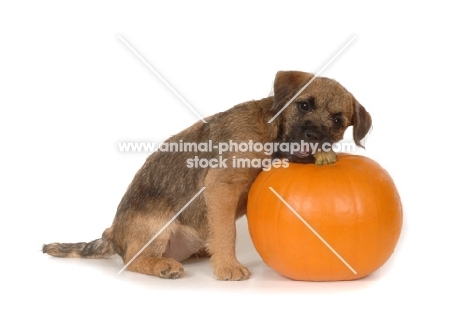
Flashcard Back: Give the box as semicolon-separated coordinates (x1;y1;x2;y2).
126;255;185;279
118;213;206;279
122;225;186;279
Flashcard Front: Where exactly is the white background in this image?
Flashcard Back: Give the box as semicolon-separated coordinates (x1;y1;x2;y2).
1;1;467;308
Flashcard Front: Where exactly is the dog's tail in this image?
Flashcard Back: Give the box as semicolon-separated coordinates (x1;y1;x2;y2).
43;228;115;259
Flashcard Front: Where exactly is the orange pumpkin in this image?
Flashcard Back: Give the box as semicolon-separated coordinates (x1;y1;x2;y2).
247;153;403;281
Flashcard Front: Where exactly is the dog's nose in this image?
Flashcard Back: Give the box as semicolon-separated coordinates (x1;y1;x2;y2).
304;129;322;141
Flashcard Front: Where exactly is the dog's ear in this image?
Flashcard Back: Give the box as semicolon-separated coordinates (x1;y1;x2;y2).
351;98;372;148
271;71;314;113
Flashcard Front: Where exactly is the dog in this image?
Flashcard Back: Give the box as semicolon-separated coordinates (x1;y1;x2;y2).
43;70;372;281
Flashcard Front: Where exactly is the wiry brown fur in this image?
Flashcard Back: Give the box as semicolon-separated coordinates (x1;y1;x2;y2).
43;71;372;280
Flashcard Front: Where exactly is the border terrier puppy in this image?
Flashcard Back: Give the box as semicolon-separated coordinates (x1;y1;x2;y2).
43;71;372;280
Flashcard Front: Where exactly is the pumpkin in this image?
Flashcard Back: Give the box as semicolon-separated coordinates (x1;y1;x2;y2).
246;153;403;281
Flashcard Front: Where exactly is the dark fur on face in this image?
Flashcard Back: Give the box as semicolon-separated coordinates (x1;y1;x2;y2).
43;70;372;281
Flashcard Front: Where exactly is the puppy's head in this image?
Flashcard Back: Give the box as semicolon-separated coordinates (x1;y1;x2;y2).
270;71;372;163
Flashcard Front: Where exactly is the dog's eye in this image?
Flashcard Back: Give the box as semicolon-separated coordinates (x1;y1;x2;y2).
297;101;310;112
332;113;343;127
297;98;315;113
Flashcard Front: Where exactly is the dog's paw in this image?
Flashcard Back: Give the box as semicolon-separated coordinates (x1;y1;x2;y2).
213;263;250;281
314;150;337;165
155;259;185;279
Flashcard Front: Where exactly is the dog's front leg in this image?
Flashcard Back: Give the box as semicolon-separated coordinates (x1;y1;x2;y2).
204;170;250;281
314;149;337;165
